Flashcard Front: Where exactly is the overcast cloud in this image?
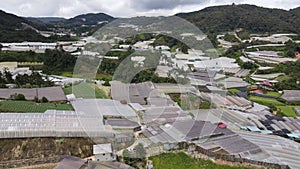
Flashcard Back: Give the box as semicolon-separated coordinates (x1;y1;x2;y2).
0;0;299;18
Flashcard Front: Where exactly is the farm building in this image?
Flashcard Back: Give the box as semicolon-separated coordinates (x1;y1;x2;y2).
93;143;116;162
295;108;300;116
154;83;199;94
71;99;138;119
110;81;154;105
191;57;240;72
143;118;262;157
0;62;18;72
0;110;113;138
142;106;190;125
105;118;140;130
281;90;300;104
217;77;249;89
56;155;86;169
0;87;67;102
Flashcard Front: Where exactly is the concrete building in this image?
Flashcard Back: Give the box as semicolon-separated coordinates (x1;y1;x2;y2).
93;143;115;162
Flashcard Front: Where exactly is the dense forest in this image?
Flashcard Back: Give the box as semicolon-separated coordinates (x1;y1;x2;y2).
43;49;77;75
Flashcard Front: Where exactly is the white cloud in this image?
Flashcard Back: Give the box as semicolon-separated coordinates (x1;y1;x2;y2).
0;0;299;18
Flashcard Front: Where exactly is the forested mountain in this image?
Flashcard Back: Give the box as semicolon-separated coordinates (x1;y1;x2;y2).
66;13;114;26
27;17;67;23
0;10;115;42
1;4;300;42
176;4;300;33
0;10;50;42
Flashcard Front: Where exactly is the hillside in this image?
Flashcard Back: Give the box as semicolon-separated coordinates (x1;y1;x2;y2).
47;12;115;35
0;10;114;42
176;4;300;33
66;12;114;26
27;17;67;23
0;10;52;42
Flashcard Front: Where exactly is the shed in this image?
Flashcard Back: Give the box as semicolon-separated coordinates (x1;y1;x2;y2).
93;143;115;162
281;90;300;104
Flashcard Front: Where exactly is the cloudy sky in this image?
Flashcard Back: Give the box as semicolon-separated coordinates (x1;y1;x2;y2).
1;0;300;18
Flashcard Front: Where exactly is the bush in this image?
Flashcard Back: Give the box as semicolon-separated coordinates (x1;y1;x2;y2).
41;97;49;103
15;93;25;100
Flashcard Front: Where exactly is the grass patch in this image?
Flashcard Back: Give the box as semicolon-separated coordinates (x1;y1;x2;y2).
0;100;73;113
265;92;281;97
149;152;249;169
63;82;108;99
59;71;73;77
249;96;285;107
276;105;300;117
228;88;241;94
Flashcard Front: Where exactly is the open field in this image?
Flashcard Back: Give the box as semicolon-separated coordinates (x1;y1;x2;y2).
149;152;250;169
0;100;73;113
276;105;300;117
249;96;285;107
63;82;108;99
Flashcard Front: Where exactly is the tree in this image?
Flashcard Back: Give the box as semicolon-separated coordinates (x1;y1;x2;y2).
15;93;25;100
3;68;13;84
41;97;48;103
123;143;147;168
43;49;77;74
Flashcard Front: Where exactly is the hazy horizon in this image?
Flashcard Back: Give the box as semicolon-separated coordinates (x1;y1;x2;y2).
0;0;299;19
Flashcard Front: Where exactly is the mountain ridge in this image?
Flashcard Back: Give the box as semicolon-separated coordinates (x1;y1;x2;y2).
176;4;300;33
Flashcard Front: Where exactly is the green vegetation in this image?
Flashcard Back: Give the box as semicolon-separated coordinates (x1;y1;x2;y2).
199;101;212;109
249;95;300;117
238;61;258;70
276;105;300;117
63;82;108;99
169;93;212;110
0;70;53;88
236;30;250;40
43;49;77;75
123;143;147;168
0;51;44;62
59;71;73;77
99;49;134;75
177;4;300;34
0;100;73;112
245;40;300;58
15;72;54;87
265;92;281;97
15;94;25;100
256;60;300;90
120;33;155;45
149;152;249;169
249;96;285;107
223;33;240;43
151;34;189;53
228;88;241;93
